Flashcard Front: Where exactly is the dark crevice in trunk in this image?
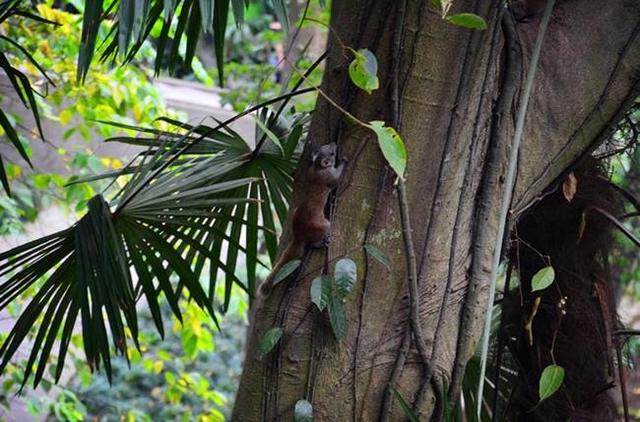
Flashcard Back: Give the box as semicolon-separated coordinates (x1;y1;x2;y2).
503;159;621;420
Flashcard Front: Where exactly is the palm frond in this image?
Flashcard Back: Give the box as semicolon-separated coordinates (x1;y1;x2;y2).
78;0;286;85
0;81;317;385
0;0;56;194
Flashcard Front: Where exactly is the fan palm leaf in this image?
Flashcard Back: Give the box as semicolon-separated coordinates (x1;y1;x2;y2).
0;79;317;387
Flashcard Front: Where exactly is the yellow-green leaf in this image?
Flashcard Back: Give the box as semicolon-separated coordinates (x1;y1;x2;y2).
369;121;407;178
446;13;487;30
531;266;555;292
348;48;379;94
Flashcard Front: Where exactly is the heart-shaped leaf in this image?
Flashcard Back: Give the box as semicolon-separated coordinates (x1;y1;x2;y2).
369;121;407;178
259;327;283;357
539;364;565;402
348;48;379;94
531;266;555;292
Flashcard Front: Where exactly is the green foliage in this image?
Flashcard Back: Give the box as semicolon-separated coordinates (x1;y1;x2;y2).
307;258;357;339
334;258;356;299
531;265;555;292
446;13;488;30
259;327;283;357
364;243;390;269
0;86;309;388
369;121;407;178
348;48;379;94
310;275;331;311
0;3;179;233
273;259;302;285
0;0;56;194
538;364;564;402
59;297;246;421
327;295;347;339
391;387;420;422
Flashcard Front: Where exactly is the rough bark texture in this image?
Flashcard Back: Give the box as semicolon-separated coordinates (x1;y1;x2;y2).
233;0;640;420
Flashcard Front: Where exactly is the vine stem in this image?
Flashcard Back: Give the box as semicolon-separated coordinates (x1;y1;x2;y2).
283;57;371;129
397;179;437;378
475;1;556;418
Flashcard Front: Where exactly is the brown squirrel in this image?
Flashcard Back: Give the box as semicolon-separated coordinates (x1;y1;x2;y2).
259;142;346;295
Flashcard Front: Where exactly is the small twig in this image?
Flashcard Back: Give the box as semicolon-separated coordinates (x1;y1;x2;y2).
283;57;370;128
303;17;351;59
397;179;438;385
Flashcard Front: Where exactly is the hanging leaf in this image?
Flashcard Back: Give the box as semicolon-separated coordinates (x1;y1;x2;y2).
294;399;313;422
562;172;578;202
259;327;283;357
446;13;487;30
539;364;565;402
328;296;347;339
273;259;302;286
531;266;555;292
348;48;379;94
364;244;390;269
335;258;357;299
369;121;407;178
310;276;331;311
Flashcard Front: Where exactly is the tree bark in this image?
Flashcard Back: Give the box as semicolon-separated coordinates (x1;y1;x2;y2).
233;0;640;420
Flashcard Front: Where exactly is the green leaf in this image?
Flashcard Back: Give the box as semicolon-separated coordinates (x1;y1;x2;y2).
259;327;283;357
391;387;419;422
539;364;564;402
531;266;555;292
273;259;301;286
327;296;347;339
364;244;390;269
77;0;104;83
369;121;407;178
446;13;487;30
310;276;331;311
253;116;284;154
348;48;379;94
212;0;229;86
335;258;357;299
294;399;313;422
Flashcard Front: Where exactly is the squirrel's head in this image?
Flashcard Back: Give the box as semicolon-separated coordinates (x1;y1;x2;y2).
312;143;337;168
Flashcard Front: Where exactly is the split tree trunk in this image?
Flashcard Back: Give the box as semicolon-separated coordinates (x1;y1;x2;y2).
233;0;640;420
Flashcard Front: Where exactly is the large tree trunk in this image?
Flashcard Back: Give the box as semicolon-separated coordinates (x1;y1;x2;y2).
233;0;640;420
